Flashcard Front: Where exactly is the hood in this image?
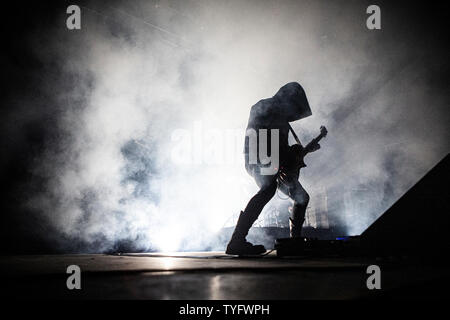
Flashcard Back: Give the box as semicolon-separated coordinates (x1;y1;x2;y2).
273;82;312;121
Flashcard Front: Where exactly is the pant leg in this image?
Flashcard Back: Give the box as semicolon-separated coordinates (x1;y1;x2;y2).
230;170;277;241
242;175;277;225
278;178;310;237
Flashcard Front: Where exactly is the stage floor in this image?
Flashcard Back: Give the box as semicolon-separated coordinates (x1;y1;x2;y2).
1;252;447;299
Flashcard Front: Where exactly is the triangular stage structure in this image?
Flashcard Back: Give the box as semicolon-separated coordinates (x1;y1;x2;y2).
361;153;450;256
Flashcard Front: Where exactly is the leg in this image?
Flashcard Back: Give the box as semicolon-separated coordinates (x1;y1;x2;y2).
235;180;277;240
278;180;310;237
226;175;277;254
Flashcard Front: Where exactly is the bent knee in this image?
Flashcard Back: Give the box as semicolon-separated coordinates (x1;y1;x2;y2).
294;191;309;206
258;182;277;198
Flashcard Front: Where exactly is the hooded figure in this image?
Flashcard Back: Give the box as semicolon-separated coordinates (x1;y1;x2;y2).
244;82;312;173
226;82;313;255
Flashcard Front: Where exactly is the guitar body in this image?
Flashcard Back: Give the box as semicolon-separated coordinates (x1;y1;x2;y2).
280;145;306;181
279;126;327;183
286;144;307;169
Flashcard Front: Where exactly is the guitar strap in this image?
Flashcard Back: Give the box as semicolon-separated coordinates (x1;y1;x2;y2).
288;123;303;147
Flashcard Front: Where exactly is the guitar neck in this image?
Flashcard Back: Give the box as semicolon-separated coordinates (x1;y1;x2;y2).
304;133;325;152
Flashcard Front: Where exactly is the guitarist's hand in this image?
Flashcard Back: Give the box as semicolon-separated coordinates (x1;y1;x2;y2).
309;143;321;152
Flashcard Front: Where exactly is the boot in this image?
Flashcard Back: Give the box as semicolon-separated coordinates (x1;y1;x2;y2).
289;217;305;238
225;211;266;255
290;204;306;238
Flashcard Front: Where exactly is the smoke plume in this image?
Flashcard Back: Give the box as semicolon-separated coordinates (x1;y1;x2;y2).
5;0;448;252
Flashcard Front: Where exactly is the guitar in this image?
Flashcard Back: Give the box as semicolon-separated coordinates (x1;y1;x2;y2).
278;125;328;183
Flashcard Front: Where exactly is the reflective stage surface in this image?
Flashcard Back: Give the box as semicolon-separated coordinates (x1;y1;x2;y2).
1;252;447;299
